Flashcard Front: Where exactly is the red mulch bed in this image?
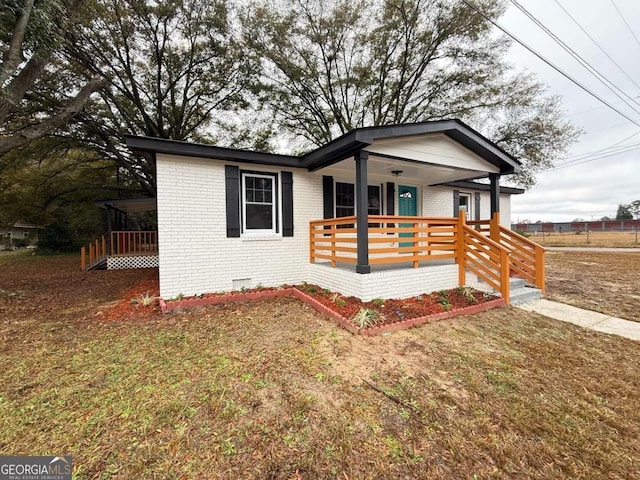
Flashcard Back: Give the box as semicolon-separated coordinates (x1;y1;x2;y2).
155;283;500;335
103;276;160;321
296;284;497;326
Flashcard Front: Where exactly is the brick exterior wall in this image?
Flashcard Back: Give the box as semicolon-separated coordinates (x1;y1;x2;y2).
423;186;511;228
156;154;324;298
307;263;461;302
156;153;514;298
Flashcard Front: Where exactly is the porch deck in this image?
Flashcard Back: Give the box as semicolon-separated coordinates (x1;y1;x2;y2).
81;231;158;271
312;256;456;272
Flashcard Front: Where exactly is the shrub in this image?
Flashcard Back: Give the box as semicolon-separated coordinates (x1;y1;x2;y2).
353;308;379;328
12;238;30;248
131;291;159;307
37;221;80;254
438;296;452;311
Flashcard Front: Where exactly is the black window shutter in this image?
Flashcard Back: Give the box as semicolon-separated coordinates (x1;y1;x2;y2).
322;176;334;219
386;182;395;230
453;190;460;218
474;192;481;221
225;165;240;237
282;171;294;237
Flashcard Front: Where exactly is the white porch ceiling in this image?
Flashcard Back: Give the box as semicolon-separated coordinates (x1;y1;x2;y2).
320;154;489;185
317;132;501;184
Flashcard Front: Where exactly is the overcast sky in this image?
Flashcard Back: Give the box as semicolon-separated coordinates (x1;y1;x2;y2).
498;0;639;222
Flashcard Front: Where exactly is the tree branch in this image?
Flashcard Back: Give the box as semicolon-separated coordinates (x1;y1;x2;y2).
0;76;106;156
0;0;35;86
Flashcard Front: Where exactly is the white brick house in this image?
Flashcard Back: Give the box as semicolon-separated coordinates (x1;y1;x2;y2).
126;120;535;301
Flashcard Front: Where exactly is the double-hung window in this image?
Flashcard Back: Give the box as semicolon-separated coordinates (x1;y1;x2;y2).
368;185;381;216
335;182;355;218
242;172;277;234
335;181;382;225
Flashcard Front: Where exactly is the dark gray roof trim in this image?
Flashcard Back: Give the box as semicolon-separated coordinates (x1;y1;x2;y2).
125;135;300;168
442;180;525;195
125;119;521;174
95;197;158;212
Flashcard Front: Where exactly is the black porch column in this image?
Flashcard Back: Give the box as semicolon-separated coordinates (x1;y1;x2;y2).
355;150;370;274
489;173;500;215
106;206;112;233
106;206;112;255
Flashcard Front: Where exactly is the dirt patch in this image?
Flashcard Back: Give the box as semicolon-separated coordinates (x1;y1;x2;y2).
545;251;640;322
531;231;640;248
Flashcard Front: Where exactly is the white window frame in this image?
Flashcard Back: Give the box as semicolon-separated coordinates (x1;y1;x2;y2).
241;172;278;235
459;192;472;220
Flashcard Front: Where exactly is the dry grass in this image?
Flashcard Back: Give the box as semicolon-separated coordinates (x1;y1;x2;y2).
530;231;640;248
545;251;640;322
1;253;639;479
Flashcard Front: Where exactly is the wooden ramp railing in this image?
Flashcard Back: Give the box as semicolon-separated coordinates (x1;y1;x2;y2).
460;218;510;301
80;235;107;271
496;225;545;291
469;215;545;291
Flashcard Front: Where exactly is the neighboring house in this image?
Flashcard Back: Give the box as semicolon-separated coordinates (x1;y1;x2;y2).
125;119;543;302
1;222;40;248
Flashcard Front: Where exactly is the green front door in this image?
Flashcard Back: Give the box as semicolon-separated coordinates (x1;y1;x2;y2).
398;185;417;247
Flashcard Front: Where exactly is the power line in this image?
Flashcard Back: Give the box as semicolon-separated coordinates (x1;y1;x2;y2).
582;122;628;135
567;95;640;118
458;0;640;128
555;130;640;165
549;143;640;171
553;0;640;96
609;0;640;49
509;0;640;113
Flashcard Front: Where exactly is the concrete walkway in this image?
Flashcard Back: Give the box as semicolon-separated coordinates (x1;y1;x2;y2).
518;299;640;341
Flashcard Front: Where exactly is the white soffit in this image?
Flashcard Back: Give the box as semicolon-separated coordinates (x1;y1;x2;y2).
365;133;501;173
320;157;485;185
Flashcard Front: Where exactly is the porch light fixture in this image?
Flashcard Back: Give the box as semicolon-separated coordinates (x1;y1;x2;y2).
391;170;403;177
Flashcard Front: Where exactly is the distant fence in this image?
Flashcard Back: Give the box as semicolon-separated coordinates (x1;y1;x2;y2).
512;220;640;233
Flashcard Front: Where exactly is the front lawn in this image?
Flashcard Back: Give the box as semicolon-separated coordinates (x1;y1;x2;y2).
0;254;638;479
545;251;640;322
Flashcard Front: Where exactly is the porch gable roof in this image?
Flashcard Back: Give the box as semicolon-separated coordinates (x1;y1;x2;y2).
125;119;520;175
302;120;520;174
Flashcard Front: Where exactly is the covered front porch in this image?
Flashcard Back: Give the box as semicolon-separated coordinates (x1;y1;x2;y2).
308;212;545;304
303;123;545;303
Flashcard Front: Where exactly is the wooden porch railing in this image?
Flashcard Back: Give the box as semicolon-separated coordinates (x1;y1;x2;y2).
110;230;158;256
80;235;107;271
81;230;158;270
310;215;459;267
309;214;549;304
469;215;545;291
